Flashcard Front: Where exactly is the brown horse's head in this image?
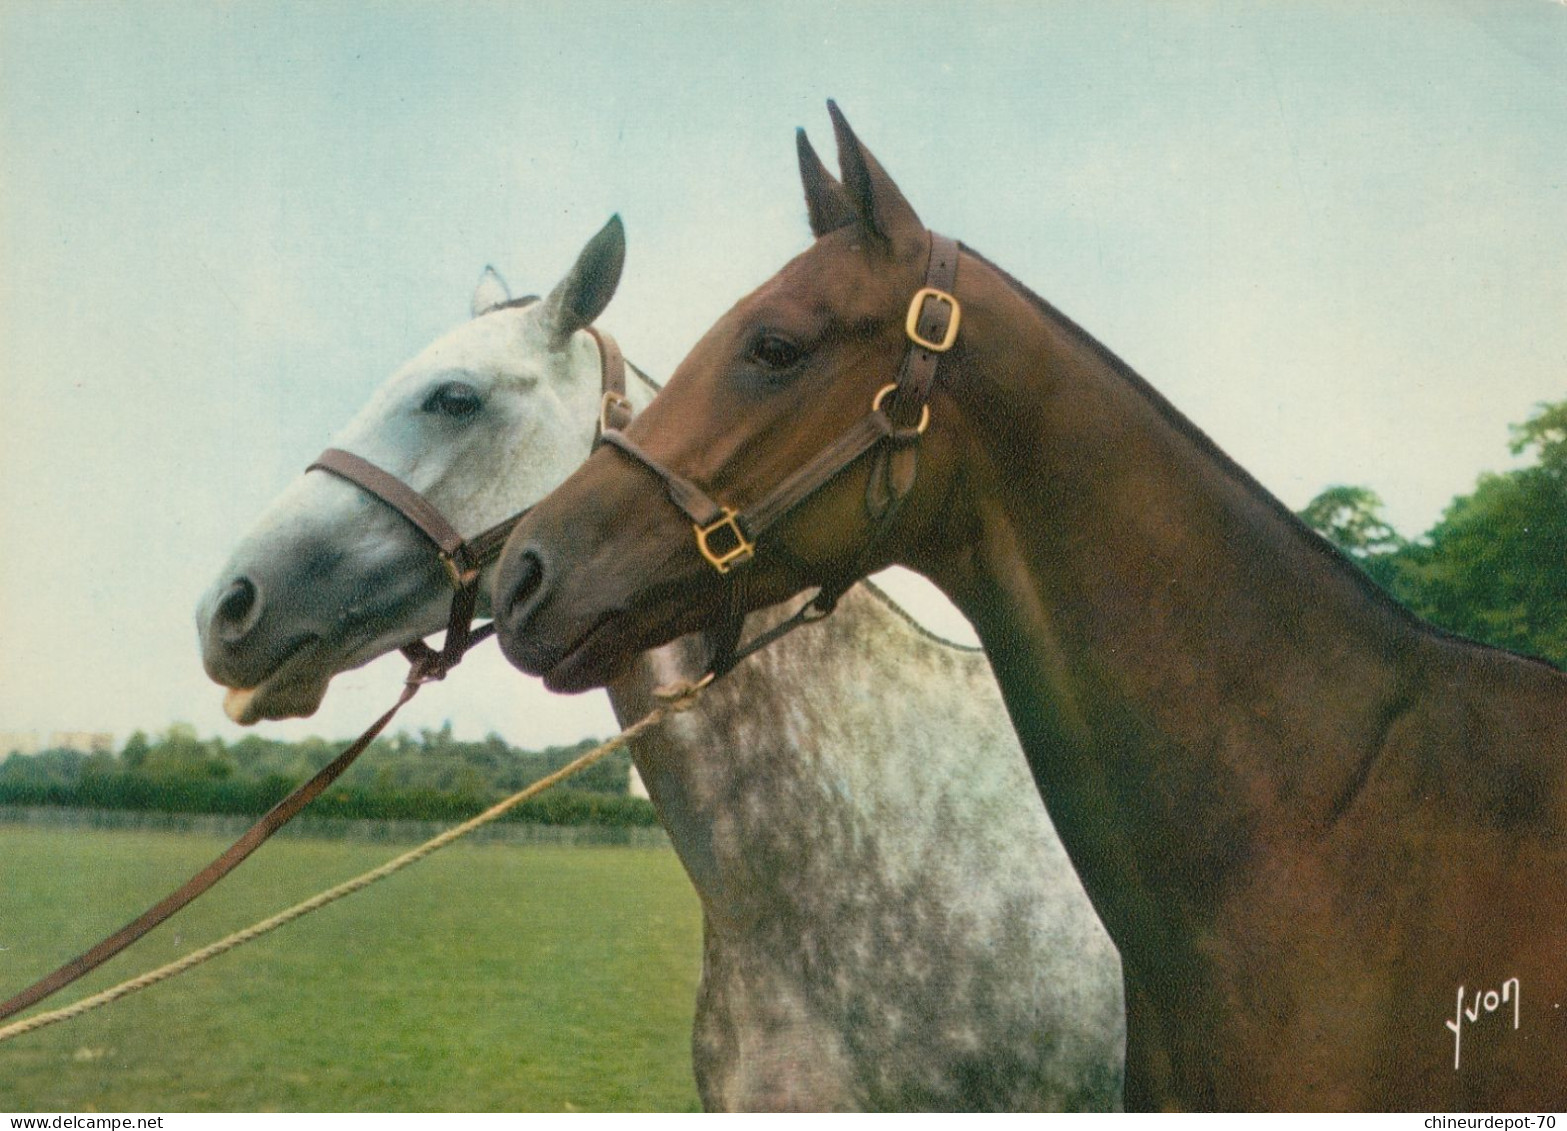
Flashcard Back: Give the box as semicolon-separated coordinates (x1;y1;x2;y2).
494;104;973;691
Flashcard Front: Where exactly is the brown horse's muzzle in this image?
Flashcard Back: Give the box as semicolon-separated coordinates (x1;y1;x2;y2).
493;445;699;691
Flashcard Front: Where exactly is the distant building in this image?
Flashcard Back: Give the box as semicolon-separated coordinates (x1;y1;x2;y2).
0;731;114;756
0;732;40;757
628;764;650;800
50;732;116;754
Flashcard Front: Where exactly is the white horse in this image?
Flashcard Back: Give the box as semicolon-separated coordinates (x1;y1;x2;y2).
195;217;1123;1111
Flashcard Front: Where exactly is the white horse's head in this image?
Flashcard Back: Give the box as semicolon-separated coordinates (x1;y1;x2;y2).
196;217;642;724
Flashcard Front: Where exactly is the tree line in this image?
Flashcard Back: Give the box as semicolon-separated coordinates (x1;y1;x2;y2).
1298;399;1566;667
0;722;657;828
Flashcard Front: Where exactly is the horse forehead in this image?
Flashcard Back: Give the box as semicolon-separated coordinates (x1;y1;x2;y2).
400;311;537;382
341;312;558;442
746;238;891;324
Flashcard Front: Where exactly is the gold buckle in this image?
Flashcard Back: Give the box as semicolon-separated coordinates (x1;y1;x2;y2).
871;382;931;435
599;391;633;435
905;287;961;352
694;508;755;574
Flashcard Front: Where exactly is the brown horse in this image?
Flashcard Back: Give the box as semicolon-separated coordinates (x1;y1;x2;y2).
490;105;1567;1110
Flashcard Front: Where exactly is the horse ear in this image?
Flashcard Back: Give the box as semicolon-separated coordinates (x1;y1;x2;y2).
540;215;626;349
797;128;856;237
827;100;923;250
471;265;512;317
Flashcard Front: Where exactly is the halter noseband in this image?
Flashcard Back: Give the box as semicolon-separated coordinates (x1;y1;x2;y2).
307;312;633;684
596;231;960;674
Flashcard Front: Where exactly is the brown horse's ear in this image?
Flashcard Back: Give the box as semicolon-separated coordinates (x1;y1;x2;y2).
541;214;626;349
827;100;923;251
797;128;856;237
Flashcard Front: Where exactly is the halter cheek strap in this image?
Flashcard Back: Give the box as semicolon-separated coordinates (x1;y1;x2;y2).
596;231;960;675
588;325;635;438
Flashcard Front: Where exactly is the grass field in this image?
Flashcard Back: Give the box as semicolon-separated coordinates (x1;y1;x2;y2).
0;825;704;1112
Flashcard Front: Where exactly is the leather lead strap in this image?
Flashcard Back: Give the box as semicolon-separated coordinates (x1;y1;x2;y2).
706;583;841;679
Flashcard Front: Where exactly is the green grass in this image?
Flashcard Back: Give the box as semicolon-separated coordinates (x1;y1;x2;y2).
0;825;704;1112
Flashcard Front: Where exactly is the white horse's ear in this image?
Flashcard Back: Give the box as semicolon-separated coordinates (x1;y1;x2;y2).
540;215;626;350
471;265;512;318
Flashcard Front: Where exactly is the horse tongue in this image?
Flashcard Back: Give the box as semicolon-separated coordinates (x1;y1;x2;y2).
223;686;261;725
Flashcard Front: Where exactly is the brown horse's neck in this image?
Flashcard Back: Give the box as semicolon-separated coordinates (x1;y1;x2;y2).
913;251;1427;978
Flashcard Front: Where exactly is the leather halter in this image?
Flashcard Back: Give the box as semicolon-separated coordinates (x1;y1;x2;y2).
0;316;635;1026
597;231;960;673
308;321;633;684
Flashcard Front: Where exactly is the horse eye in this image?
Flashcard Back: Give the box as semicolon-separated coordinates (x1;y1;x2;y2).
748;334;801;371
422;382;482;419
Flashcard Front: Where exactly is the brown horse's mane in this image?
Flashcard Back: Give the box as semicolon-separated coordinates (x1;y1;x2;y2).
958;243;1563;673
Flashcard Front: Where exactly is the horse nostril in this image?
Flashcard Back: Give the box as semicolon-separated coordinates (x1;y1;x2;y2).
502;549;546;625
496;547;555;675
213;577;262;642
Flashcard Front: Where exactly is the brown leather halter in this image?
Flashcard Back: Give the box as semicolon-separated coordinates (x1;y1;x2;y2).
0;314;635;1026
598;231;960;674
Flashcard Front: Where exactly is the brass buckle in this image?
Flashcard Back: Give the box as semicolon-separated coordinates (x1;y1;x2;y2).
694;508;755;574
599;391;633;436
905;287;961;352
871;382;931;435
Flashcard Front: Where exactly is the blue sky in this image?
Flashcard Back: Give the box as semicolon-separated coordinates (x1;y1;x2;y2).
2;1;1564;750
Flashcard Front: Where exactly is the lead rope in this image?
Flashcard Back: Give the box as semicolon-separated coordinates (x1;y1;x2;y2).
0;675;710;1046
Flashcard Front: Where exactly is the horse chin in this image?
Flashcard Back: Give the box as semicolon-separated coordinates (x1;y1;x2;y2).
538;592;725;694
536;609;657;694
540;625;634;694
220;668;332;725
214;619;427;724
221;678;330;725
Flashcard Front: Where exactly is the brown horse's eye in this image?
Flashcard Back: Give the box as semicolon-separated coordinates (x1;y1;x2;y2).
748;334;802;371
422;381;483;419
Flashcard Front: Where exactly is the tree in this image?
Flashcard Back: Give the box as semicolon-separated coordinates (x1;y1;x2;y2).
143;722;231;780
1298;485;1405;559
121;730;150;770
1297;484;1405;590
1394;400;1567;666
1510;399;1567;473
1297;400;1567;669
